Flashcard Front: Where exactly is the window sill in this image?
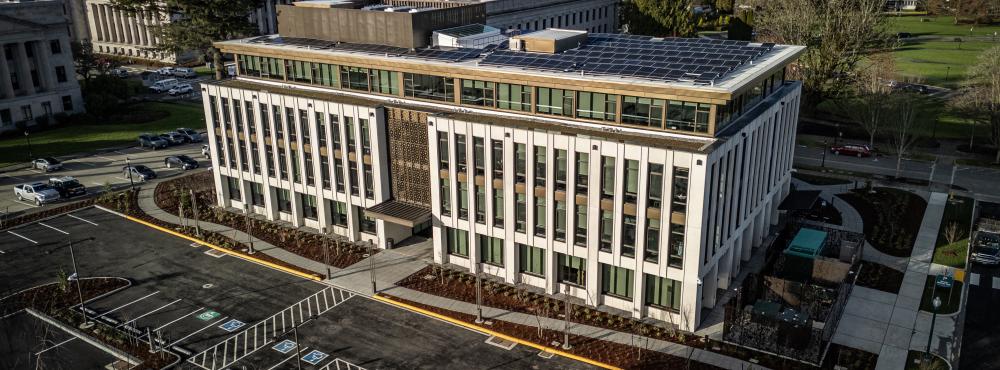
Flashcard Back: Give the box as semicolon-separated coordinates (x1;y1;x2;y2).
482;262;504;268
520;271;545;278
603;292;634;301
645;304;680;313
559;281;586;288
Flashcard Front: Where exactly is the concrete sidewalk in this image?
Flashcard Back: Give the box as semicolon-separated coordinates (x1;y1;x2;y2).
134;183;765;370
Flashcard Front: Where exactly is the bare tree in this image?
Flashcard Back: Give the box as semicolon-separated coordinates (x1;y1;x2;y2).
964;45;1000;164
945;222;966;245
885;93;935;178
836;52;896;150
750;0;896;110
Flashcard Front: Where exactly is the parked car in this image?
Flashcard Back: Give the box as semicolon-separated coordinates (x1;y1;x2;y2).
167;83;194;96
173;67;197;78
48;176;86;198
14;183;60;205
159;132;187;145
176;128;202;142
122;165;157;181
156;66;175;76
164;155;199;170
32;157;62;172
201;144;210;158
111;67;129;78
830;144;873;158
138;134;168;149
149;78;179;93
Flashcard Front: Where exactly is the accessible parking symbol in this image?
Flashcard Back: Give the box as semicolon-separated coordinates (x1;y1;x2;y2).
272;339;297;354
219;319;245;332
302;350;328;365
196;310;220;321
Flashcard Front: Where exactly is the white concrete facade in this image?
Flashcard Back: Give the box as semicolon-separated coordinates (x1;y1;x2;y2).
0;0;85;133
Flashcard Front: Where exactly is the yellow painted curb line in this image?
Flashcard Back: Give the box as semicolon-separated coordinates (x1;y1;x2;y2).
121;214;323;282
372;294;623;370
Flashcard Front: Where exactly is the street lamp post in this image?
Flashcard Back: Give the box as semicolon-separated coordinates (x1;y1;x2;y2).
125;157;135;191
23;131;33;162
562;284;573;350
925;296;942;362
68;238;95;328
474;262;483;323
244;204;254;254
368;240;377;294
821;140;828;168
322;227;332;279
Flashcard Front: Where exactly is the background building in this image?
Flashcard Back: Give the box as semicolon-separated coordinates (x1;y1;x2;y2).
0;0;85;132
202;1;803;332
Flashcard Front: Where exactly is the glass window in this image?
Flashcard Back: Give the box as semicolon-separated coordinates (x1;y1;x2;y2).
455;134;467;173
666;101;711;133
554;200;567;242
622;215;636;257
331;200;348;226
275;188;291;213
555;150;567;191
536;87;574;117
340;66;370;91
646;217;660;262
519;244;545;276
599;210;613;252
647;164;664;209
438;132;449;170
250;182;265;206
316;112;326;147
600;156;614;200
360;211;376;234
461;79;495;107
645;274;681;311
575;204;587;246
473;137;485;177
534;196;546;237
440;181;451;216
404;73;454;102
515;193;527;233
623;160;639;204
226;176;241;200
575;153;588;195
475;185;486;223
669;167;689;268
622;96;665;127
493;190;504;227
300;193;317;220
314;63;338;87
363;163;374;199
458;181;469;220
447;227;469;256
515;143;527;183
478;234;504;266
534;146;546;187
601;264;633;299
360;119;371;155
370;69;399;95
491;140;503;180
496;83;531;111
576;92;617;121
557;253;586;286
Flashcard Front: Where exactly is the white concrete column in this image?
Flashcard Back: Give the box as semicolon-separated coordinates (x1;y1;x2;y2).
101;5;112;43
741;223;753;261
106;6;119;43
140;11;151;46
88;4;104;42
0;45;14;98
34;41;54;90
15;42;35;95
134;11;146;47
718;245;733;290
125;11;135;45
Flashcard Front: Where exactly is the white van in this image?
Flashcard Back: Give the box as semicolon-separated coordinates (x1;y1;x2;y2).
150;78;179;93
173;67;197;78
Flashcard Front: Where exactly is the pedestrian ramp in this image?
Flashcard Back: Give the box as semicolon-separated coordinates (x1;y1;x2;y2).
186;286;354;370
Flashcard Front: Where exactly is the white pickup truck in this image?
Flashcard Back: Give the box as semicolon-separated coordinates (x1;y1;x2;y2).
14;182;61;205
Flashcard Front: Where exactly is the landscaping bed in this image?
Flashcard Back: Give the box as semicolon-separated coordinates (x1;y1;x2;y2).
904;350;948;370
919;276;962;315
822;344;878;370
855;261;905;294
839;188;927;257
933;196;974;268
152;172;374;269
397;265;817;370
380;293;723;370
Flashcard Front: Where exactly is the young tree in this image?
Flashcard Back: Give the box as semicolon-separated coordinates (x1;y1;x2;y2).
71;40;120;84
836;52;896;150
964;45;1000;163
885;93;935;178
944;221;966;245
110;0;262;80
750;0;895;111
621;0;698;37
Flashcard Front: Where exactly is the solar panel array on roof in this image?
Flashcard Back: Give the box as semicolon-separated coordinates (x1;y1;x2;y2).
412;47;484;62
479;33;774;85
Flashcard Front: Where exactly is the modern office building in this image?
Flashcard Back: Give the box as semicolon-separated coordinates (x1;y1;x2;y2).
202;1;804;331
0;0;85;132
383;0;619;33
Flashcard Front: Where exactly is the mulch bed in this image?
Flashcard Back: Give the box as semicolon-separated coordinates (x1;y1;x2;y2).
397;265;818;370
855;261;904;294
839;188;927;257
153;172;373;269
821;343;878;370
380;293;724;370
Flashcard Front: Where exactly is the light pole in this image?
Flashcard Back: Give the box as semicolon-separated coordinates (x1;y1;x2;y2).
562;284;573;350
125;157;135;191
368;240;377;294
68;238;95;328
322;227;332;279
243;204;254;254
23;130;33;162
925;296;942;362
474;262;483;323
821;140;828;168
268;315;316;370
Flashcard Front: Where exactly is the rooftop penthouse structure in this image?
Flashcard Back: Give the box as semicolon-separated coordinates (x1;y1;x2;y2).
201;0;806;331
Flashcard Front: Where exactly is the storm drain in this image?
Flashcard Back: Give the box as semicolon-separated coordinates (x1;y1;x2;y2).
485;335;517;350
537;351;555;359
204;249;226;258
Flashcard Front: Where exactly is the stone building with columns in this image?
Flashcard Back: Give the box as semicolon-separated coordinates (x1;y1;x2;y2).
0;0;85;133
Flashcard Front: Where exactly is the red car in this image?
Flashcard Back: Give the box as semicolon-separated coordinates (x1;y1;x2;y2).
830;144;873;158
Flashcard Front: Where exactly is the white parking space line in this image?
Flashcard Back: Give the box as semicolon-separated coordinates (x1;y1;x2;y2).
67;213;99;226
38;222;69;235
34;337;77;356
169;316;231;347
94;155;116;162
7;231;38;244
266;346;310;370
155;307;205;331
96;291;160;319
118;299;182;327
971;273;980;286
14;200;38;208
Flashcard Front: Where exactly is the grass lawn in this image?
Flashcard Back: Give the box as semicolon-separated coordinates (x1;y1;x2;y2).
933;196;975;268
0;102;205;167
919;275;962;314
839;187;928;257
889;16;1000;88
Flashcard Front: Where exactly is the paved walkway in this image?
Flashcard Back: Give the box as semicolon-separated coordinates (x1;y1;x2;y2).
134;184;764;370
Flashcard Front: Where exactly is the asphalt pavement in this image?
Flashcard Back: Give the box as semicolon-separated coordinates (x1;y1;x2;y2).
957;262;1000;370
0;207;592;370
0;141;208;219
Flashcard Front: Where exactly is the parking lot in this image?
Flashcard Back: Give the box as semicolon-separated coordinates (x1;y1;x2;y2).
0;207;593;370
0;141;208;218
0;311;117;370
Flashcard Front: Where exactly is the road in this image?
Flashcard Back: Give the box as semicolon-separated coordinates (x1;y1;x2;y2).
793;145;1000;197
0;207;592;370
0;142;207;219
958;262;1000;370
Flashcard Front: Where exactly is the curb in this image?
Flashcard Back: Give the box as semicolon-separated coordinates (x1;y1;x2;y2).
26;308;141;366
372;294;623;370
93;205;323;282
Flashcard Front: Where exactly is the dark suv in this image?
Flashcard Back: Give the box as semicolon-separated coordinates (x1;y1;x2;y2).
164;155;199;170
48;176;86;198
